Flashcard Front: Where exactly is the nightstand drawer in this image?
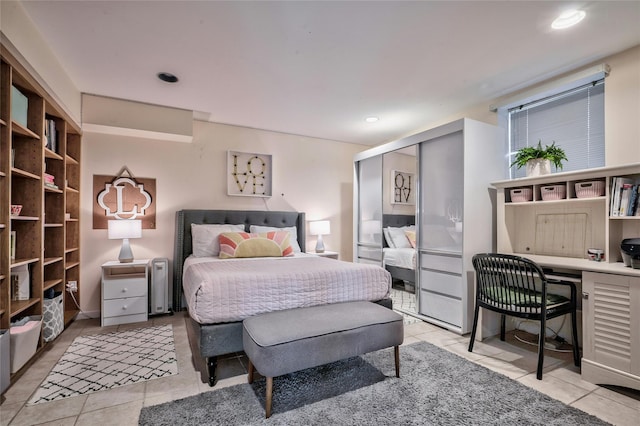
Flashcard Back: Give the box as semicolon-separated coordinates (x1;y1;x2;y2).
103;296;147;318
103;275;147;300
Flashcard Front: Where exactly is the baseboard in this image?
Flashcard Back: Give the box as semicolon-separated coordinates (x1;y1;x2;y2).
582;358;640;391
76;310;100;320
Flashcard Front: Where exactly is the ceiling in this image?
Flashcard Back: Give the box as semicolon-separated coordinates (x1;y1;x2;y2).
18;1;640;146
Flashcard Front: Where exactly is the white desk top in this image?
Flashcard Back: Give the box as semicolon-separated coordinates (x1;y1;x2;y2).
510;253;640;277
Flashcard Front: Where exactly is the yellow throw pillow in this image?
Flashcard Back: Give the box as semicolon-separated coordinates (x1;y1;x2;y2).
219;231;293;258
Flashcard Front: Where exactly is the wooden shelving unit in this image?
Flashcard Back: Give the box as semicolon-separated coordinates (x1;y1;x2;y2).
1;45;82;385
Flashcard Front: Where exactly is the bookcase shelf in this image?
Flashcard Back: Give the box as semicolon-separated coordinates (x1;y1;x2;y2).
43;279;62;291
10;298;41;317
11;167;40;180
11;121;39;139
1;45;82;386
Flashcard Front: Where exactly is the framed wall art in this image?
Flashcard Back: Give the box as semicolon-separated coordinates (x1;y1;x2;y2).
391;170;415;205
93;167;156;229
227;151;272;197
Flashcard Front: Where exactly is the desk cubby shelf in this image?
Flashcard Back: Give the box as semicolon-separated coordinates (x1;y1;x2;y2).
494;163;640;265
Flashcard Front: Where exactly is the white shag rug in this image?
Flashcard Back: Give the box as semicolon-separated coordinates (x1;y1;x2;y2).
28;324;177;404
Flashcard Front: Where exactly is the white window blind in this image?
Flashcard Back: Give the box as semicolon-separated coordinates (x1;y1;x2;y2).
508;80;605;179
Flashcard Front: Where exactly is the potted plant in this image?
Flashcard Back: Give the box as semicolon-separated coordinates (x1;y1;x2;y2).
511;141;567;177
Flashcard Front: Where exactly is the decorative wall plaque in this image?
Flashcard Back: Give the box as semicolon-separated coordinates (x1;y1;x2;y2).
93;167;156;229
227;151;272;197
391;170;415;205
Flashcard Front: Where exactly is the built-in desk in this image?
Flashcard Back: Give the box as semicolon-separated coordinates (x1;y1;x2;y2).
501;255;640;391
520;254;640;277
491;163;640;391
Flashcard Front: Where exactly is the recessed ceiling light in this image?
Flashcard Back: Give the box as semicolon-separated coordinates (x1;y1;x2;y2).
157;72;179;83
365;116;379;123
551;10;586;29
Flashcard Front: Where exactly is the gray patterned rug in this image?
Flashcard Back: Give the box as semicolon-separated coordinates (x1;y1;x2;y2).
29;324;177;404
139;341;609;425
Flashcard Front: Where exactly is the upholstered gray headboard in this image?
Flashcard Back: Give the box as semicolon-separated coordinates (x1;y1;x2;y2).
173;209;306;311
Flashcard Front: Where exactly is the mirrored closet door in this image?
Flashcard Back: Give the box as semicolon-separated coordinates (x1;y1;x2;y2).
355;118;504;334
382;147;418;318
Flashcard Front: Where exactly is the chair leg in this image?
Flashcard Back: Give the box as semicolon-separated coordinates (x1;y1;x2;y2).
500;314;506;341
537;316;546;380
394;346;400;378
468;305;480;352
265;376;273;418
570;310;581;367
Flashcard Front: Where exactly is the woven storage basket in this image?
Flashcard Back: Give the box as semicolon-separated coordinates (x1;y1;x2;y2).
510;188;533;203
575;181;605;198
541;184;566;201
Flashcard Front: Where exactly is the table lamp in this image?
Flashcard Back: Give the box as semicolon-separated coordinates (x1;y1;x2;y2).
108;219;142;263
309;220;330;253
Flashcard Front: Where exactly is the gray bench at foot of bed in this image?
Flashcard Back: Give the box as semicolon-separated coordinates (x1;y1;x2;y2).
242;301;404;418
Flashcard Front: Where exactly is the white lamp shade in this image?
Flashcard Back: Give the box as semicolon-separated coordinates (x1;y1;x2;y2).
108;220;142;240
309;220;330;236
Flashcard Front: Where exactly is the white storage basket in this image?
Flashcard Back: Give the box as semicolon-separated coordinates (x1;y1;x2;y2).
575;181;605;198
540;184;566;201
10;316;41;373
510;188;533;203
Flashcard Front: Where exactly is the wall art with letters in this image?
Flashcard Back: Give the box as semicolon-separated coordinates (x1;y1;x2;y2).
93;167;156;229
391;170;415;205
227;151;272;197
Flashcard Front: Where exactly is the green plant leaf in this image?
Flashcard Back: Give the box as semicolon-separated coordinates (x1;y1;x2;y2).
511;140;567;170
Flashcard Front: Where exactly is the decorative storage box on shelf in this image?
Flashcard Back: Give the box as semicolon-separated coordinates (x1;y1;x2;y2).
509;187;533;202
540;184;566;201
575;180;605;198
10;85;28;127
42;293;64;342
10;316;42;374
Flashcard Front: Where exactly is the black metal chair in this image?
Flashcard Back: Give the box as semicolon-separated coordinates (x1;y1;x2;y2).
468;253;580;380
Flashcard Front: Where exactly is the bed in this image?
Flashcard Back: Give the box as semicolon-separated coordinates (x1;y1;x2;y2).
173;209;392;386
382;214;417;287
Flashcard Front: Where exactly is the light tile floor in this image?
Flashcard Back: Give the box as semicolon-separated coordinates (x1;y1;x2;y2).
1;311;639;425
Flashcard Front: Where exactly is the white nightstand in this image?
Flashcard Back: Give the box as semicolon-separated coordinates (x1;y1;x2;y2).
101;259;150;326
311;251;339;260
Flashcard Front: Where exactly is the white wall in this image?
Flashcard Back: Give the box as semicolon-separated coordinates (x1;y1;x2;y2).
398;45;640;167
81;120;366;314
0;1;81;123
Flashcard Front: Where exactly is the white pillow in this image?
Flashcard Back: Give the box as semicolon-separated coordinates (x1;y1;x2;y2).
383;228;396;248
249;225;302;252
387;226;413;249
191;223;245;257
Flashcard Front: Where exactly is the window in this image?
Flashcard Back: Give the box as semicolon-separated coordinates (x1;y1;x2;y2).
508;81;604;178
497;67;606;179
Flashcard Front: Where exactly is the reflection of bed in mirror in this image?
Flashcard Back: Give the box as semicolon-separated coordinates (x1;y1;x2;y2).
382;214;416;291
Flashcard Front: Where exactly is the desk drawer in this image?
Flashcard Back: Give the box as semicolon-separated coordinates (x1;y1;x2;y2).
420;253;461;274
103;277;147;300
103;296;147;318
420;270;462;298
